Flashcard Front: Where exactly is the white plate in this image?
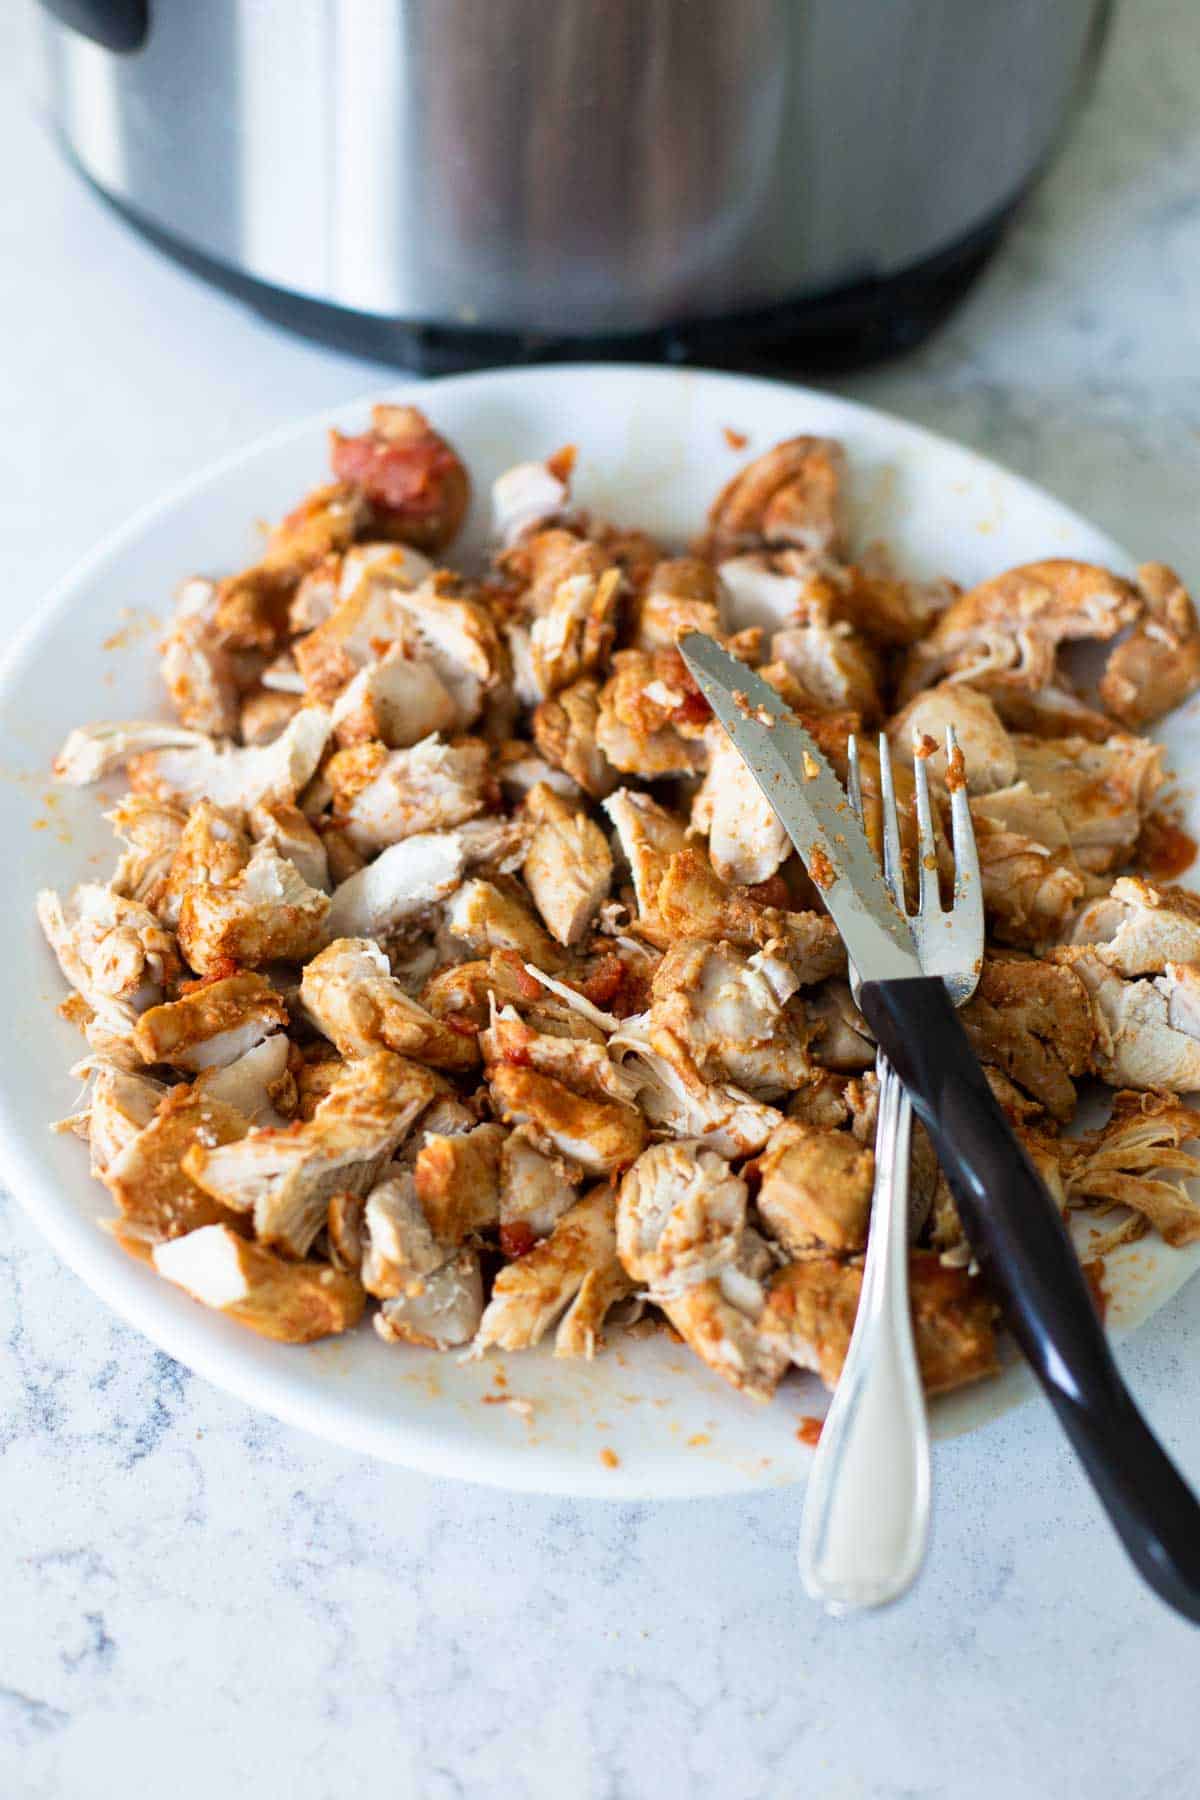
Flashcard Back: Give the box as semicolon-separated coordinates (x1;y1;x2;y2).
3;364;1198;1499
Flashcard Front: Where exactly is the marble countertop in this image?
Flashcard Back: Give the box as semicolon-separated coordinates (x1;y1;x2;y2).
4;5;1200;1796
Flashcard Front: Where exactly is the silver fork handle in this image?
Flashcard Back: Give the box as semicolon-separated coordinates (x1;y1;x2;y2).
797;1052;931;1612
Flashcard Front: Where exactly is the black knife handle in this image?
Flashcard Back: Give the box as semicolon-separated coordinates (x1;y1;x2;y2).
859;974;1200;1624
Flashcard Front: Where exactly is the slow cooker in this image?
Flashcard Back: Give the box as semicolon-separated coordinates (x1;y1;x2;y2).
35;0;1111;371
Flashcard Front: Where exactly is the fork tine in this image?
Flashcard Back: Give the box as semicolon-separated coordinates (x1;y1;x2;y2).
847;733;864;821
876;734;906;911
945;724;984;935
910;732;942;917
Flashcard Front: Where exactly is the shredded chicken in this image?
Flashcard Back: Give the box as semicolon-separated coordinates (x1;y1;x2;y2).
42;413;1200;1410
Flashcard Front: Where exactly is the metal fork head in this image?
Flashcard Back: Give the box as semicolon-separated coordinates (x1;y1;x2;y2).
846;726;984;1008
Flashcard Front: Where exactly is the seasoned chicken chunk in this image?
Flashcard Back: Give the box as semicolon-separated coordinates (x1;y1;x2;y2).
633;558;724;651
74;1062;168;1177
160;799;250;928
103;1085;251;1255
1064;1090;1200;1247
756;1120;875;1255
446;876;565;969
488;1064;645;1174
1100;563;1200;729
498;1125;582;1244
375;1251;484;1349
292;578;410;704
37;883;179;1061
602;789;688;941
968;799;1087;948
413;1122;507;1243
127;707;331;810
183;1051;440;1256
54;720;212;786
526;543;622;698
105;795;187;910
329;645;459;748
240;688;303;747
1056;950;1200;1092
301;938;478;1070
482;1005;637;1103
611;1021;783;1157
521;783;613;947
492;453;573;549
806;980;876;1073
160;576;240;737
475;1187;625;1353
532;676;618;798
704;437;846;562
760;1254;997;1394
154;1225;364;1343
389;573;506;727
596;649;708;779
646;939;810;1100
1071;876;1200;976
617;1140;747;1297
1009;732;1163;873
329;734;490;854
691;725;791;885
329;404;469;551
324;830;467;940
178;843;330;974
195;1033;293;1126
359;1168;445;1297
899;560;1141;704
247;799;331;894
887;681;1017;793
214;482;367;650
769;616;882;721
134;972;288;1072
960;955;1094;1121
649;847;845;984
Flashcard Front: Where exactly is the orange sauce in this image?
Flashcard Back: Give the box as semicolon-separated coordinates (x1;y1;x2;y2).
1138;811;1198;882
796;1416;824;1447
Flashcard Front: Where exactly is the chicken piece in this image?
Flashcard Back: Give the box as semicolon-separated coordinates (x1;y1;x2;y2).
596;649;707;779
492;454;573;549
329;644;459;749
717;554;811;637
247;799;330;893
769;618;883;721
968;799;1087;947
532;676;618;799
633;558;724;651
375;1251;484;1349
213;482;368;651
611;1023;783;1157
650;847;846;983
240;689;303;746
806;980;875;1073
159;800;251;928
329;404;469;551
126;707;331;810
105;795;187;910
498;1125;583;1242
660;1275;790;1402
959;955;1093;1121
423;950;606;1041
37;883;178;1058
756;1120;875;1255
482;1005;639;1105
178;843;330;974
195;1033;293;1126
412;1123;507;1245
521;783;612;947
1056;950;1200;1092
704;437;846;562
787;1070;858;1133
1070;876;1200;976
527;549;622;698
134;972;288;1072
899;560;1142;704
183;1051;440;1256
617;1140;747;1297
760;1254;998;1394
488;1064;645;1174
769;546;957;650
886;681;1017;793
154;1225;363;1343
75;1063;168;1177
54;720;212;786
386;573;506;728
299;541;434;634
446;877;565;970
103;1085;252;1253
475;1187;624;1353
160;576;240;737
602;788;688;939
324;830;466;939
1064;1090;1200;1247
260;650;307;695
292;578;411;705
301;938;478;1070
690;725;791;885
326;1191;365;1273
1100;563;1200;729
1007;733;1163;874
494;741;582;804
646;939;811;1100
359;1168;445;1297
330;734;490;854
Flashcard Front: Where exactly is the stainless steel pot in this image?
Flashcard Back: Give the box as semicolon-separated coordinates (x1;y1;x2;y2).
35;0;1110;363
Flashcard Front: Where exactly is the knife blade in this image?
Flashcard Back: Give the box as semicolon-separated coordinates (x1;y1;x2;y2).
678;632;920;982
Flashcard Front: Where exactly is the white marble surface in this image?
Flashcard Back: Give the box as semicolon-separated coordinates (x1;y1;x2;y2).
4;4;1200;1795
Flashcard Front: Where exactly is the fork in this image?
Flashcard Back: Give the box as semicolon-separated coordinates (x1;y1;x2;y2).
798;726;982;1613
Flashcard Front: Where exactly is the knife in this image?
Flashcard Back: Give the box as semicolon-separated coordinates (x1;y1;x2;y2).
680;631;1200;1623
